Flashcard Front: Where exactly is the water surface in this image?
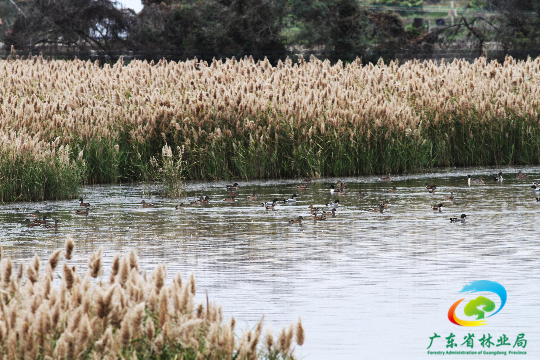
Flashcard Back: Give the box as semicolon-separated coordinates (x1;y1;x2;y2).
1;167;540;359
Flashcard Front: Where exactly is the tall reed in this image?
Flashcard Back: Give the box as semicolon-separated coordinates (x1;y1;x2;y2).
0;238;304;359
2;55;540;201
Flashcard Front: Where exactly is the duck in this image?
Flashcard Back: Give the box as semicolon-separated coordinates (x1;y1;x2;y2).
296;183;309;191
445;192;455;201
468;175;484;185
175;203;184;209
223;196;236;203
358;191;368;198
283;194;298;203
536;198;540;202
493;171;503;182
386;187;397;193
24;219;41;227
79;198;90;207
288;216;303;224
329;185;341;194
200;196;210;204
325;199;340;208
190;198;202;205
369;205;385;213
33;215;48;225
425;183;437;193
264;201;277;210
450;214;467;223
262;199;279;207
45;219;61;229
246;191;258;201
312;214;326;221
142;200;155;208
336;181;348;190
531;183;540;191
75;208;90;215
516;171;527;180
432;203;444;212
226;183;239;191
308;205;321;214
379;200;390;208
322;208;336;218
26;210;41;218
380;174;391;182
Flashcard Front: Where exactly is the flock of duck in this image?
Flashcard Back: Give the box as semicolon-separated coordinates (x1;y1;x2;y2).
20;170;539;230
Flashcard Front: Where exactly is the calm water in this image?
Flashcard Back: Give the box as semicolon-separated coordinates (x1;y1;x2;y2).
1;167;540;359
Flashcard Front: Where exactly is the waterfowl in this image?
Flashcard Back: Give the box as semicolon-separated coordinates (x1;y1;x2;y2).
369;205;385;213
26;210;41;218
467;175;471;186
445;192;455;201
472;176;484;185
223;196;236;203
322;208;336;217
308;205;321;214
246;191;258;201
325;199;340;208
228;191;239;197
297;183;309;191
425;183;437;192
516;171;527;180
283;194;298;203
336;181;348;190
175;203;184;209
226;183;239;191
312;214;326;221
262;199;279;207
45;219;61;229
33;215;48;225
24;219;41;227
432;203;444;212
200;196;210;204
450;214;467;223
493;171;503;182
386;187;397;193
536;198;540;202
531;183;540;191
76;208;90;215
358;191;368;198
190;198;202;205
79;198;90;207
264;202;277;210
142;200;155;208
379;200;390;208
380;174;391;182
288;216;304;224
329;185;341;194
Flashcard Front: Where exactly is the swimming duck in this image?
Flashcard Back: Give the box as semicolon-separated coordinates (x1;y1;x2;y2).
322;208;336;218
33;215;48;225
45;219;61;229
200;196;210;204
297;183;309;191
450;214;467;223
263;199;279;207
468;176;484;185
531;183;540;191
329;185;341;194
445;192;455;201
336;181;348;189
264;201;277;210
76;208;90;215
283;194;298;203
226;183;239;191
142;200;154;208
425;183;437;193
536;198;540;202
369;205;385;213
312;214;326;221
246;191;258;201
175;203;184;209
432;203;444;212
325;199;340;208
308;205;321;214
516;171;527;180
380;174;391;182
493;171;503;182
26;210;41;218
79;198;90;207
379;200;390;208
223;196;236;203
289;216;304;224
24;219;41;227
228;191;239;197
358;191;368;198
386;187;397;193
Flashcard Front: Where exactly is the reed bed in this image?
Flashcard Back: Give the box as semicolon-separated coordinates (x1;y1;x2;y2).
0;238;304;359
2;54;540;201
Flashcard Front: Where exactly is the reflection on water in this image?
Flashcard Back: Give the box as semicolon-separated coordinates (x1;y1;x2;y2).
2;167;540;359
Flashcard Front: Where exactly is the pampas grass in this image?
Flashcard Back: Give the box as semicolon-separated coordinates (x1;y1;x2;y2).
0;240;303;359
2;54;540;201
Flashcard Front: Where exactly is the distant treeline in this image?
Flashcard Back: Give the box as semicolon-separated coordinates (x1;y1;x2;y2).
1;0;540;62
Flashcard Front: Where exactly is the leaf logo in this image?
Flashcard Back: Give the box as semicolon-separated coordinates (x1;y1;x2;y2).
448;280;507;327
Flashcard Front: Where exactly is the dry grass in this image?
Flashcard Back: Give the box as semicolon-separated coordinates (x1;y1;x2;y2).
0;238;303;359
2;55;540;200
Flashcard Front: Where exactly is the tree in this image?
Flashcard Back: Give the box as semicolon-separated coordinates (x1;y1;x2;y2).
4;0;134;54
